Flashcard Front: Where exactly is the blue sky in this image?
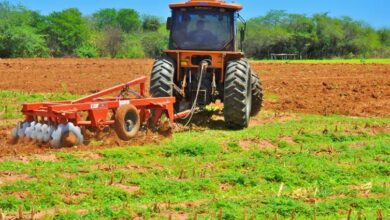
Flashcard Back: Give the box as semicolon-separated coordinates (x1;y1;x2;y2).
8;0;390;28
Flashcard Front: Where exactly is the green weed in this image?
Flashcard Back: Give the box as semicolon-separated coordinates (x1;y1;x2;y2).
0;91;79;119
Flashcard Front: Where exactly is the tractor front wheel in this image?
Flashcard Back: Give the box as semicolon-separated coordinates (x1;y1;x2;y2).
223;59;252;129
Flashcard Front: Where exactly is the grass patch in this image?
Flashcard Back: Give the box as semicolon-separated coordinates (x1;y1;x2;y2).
0;90;79;119
264;92;279;102
251;58;390;64
0;112;388;219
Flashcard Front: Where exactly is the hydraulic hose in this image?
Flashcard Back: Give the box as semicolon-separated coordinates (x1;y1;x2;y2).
183;60;210;126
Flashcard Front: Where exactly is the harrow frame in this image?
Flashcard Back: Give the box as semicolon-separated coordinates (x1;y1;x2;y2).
13;76;187;147
21;77;176;128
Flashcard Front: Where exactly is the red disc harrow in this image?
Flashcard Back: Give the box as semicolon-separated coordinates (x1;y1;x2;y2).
11;76;189;148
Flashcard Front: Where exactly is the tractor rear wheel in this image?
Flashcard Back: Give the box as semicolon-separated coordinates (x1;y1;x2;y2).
150;56;180;112
150;56;175;98
223;59;252;129
250;70;264;116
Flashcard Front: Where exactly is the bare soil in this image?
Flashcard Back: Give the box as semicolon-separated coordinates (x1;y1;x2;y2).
252;62;390;117
0;58;388;117
0;58;151;94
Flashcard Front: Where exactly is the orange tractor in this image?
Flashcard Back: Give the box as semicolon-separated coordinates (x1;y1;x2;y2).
150;0;263;128
10;0;263;148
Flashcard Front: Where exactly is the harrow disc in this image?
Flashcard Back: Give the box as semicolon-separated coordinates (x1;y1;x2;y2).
30;123;42;140
50;123;84;148
15;122;30;138
11;121;56;143
11;121;84;148
24;121;36;139
43;126;55;143
36;124;48;142
11;121;31;142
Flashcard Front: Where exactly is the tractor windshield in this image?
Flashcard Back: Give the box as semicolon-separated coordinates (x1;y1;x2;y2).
169;7;235;51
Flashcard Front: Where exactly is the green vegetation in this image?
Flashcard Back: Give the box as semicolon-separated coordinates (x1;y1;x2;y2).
245;10;390;59
0;2;389;59
252;58;390;64
0;2;168;59
0;3;49;57
0;111;388;219
0;91;79;120
43;8;90;57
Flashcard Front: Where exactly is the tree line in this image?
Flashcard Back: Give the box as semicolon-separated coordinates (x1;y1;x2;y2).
244;10;390;59
0;2;389;59
0;2;167;58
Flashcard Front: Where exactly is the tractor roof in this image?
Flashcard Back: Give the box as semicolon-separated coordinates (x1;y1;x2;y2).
169;0;243;11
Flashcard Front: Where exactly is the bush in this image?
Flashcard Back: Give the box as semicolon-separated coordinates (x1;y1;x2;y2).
8;26;49;57
96;26;122;57
75;44;99;58
117;9;141;33
141;31;168;58
116;34;144;58
142;15;161;32
43;8;90;56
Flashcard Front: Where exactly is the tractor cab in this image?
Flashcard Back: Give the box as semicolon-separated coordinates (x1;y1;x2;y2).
167;0;244;51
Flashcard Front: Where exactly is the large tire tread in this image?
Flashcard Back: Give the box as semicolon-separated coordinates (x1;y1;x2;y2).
150;56;175;98
250;70;264;116
224;59;251;129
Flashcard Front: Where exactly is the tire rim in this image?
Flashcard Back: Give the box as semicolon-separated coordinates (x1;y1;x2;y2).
124;111;137;132
126;120;134;132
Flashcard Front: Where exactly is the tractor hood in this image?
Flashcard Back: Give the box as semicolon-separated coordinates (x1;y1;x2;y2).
169;0;243;11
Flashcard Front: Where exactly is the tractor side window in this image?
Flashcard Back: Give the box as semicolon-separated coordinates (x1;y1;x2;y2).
170;8;234;51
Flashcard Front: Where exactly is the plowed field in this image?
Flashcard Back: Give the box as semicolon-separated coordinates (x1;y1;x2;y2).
1;58;389;117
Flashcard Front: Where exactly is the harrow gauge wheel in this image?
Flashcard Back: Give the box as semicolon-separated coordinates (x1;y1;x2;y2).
114;104;140;141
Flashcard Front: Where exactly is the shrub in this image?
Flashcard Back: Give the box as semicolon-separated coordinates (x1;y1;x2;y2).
116;34;144;58
75;44;99;58
141;31;168;58
8;26;49;57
